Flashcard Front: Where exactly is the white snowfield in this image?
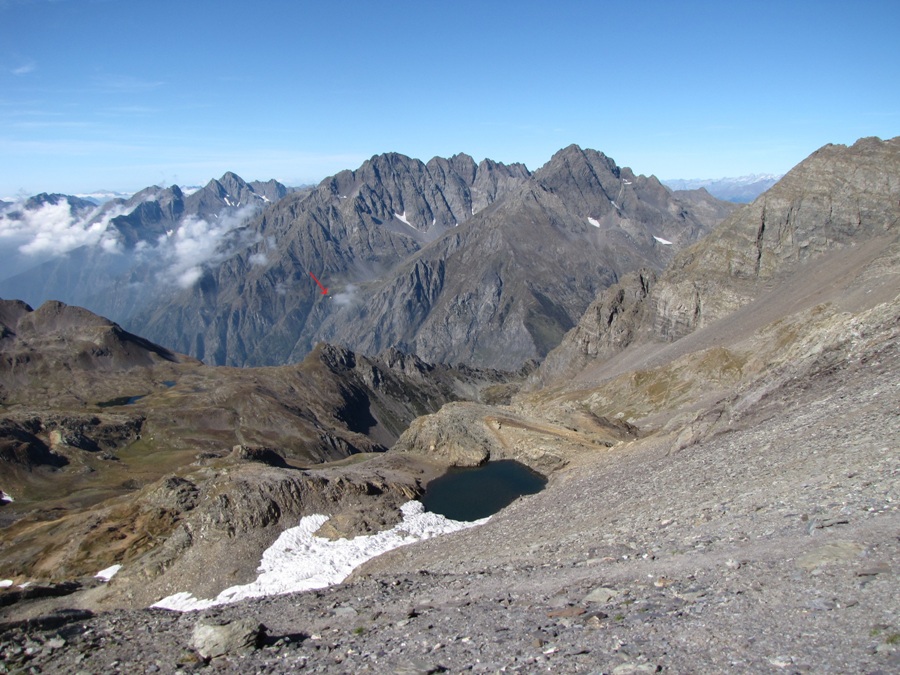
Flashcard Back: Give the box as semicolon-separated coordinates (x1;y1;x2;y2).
587;217;601;228
0;490;13;504
394;211;414;228
654;235;673;245
95;564;122;581
152;501;488;612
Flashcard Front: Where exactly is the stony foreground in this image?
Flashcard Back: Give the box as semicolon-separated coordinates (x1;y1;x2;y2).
1;326;897;674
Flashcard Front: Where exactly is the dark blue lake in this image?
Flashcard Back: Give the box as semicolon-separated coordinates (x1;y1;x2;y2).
422;460;547;522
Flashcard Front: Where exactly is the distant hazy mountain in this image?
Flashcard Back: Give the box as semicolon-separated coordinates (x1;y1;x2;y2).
74;190;135;205
0;173;290;322
663;174;781;202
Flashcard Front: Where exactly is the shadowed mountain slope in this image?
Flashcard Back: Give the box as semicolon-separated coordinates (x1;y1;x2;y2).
135;146;733;368
132;153;534;366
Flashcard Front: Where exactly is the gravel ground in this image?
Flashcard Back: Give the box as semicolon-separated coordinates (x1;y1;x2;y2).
2;312;897;674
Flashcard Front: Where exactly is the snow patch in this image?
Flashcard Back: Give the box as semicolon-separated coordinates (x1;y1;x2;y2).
609;200;619;209
0;490;13;504
394;211;414;228
587;217;600;228
152;501;488;612
654;236;673;245
0;580;12;588
623;180;632;185
95;564;122;581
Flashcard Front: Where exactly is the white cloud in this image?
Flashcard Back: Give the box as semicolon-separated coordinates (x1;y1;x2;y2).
331;283;359;307
11;61;36;76
157;204;260;288
0;199;125;258
0;193;260;286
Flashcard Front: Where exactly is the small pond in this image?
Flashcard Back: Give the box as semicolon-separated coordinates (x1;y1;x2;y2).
421;459;547;522
97;394;146;408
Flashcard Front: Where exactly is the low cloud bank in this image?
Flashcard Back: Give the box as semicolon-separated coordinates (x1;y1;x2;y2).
0;199;128;278
0;197;260;289
156;204;259;288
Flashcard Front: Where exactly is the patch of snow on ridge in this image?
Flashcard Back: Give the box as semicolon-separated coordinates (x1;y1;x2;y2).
95;564;122;581
152;501;488;612
394;211;414;227
0;580;12;588
654;236;673;245
587;217;600;228
0;490;13;504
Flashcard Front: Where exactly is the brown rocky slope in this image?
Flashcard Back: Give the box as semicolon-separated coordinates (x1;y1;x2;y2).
0;300;513;603
1;137;898;673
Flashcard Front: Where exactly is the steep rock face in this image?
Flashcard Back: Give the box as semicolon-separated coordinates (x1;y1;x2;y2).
650;136;900;341
134;153;534;366
536;137;900;382
311;146;733;369
534;269;657;384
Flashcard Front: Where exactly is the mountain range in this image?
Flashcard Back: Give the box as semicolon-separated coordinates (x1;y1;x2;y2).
662;174;782;202
2;146;735;369
0;173;301;323
0;137;897;672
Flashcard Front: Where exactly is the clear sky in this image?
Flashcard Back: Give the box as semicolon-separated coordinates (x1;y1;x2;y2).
1;0;898;196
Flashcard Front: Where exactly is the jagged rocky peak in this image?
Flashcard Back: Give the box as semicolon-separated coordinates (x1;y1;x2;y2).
427;152;478;184
25;192;95;211
533;144;688;224
320;150;532;235
126;145;735;369
248;178;288;203
179;171;285;219
3;193;98;221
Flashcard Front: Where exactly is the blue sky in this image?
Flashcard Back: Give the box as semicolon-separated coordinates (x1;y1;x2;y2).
1;0;898;196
